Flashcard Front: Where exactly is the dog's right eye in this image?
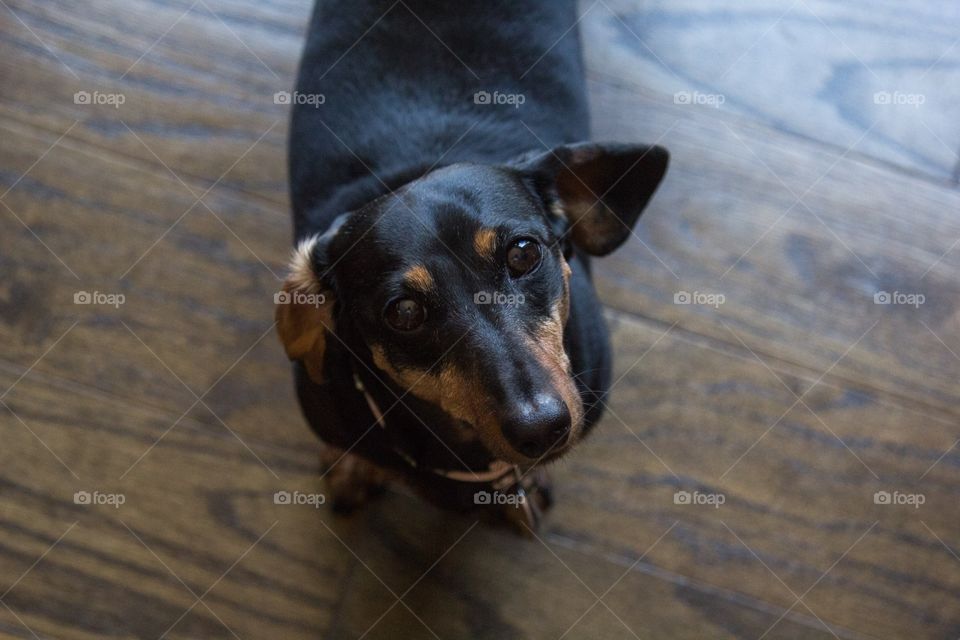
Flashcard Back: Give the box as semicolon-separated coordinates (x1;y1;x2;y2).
384;298;427;331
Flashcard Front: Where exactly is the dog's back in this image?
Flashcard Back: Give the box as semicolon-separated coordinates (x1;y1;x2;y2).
289;0;588;239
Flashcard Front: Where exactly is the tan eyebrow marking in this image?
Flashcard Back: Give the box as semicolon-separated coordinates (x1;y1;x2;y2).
473;227;497;259
404;264;434;292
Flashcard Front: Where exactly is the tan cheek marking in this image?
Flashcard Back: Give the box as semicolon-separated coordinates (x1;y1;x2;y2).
371;345;435;399
559;257;572;324
371;349;482;428
473;228;497;260
403;264;434;293
369;346;515;457
438;366;518;459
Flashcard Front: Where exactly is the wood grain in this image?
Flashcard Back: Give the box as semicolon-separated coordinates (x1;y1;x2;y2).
0;369;342;639
586;78;960;421
0;117;309;451
581;0;960;184
552;309;960;640
0;355;842;640
0;0;307;205
2;1;959;638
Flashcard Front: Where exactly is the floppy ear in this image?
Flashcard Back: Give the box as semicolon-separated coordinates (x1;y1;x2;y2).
276;232;338;385
520;142;669;256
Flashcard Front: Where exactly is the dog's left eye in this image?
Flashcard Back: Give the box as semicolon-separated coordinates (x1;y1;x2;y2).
506;238;541;277
385;298;427;331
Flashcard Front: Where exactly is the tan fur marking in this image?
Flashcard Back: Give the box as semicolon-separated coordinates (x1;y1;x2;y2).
370;345;445;403
526;303;584;448
369;280;582;463
369;345;512;458
403;264;435;292
549;200;566;220
275;235;335;385
287;236;323;294
559;257;572;323
473;228;497;259
437;365;514;459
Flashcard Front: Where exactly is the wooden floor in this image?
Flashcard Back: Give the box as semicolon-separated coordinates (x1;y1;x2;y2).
1;1;959;638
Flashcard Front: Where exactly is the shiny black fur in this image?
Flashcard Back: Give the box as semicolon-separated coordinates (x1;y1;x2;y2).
285;0;667;510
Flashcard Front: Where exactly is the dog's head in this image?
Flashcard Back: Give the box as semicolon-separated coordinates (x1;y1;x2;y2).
277;142;668;464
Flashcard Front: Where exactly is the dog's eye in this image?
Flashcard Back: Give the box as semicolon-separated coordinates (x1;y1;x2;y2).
506;238;541;277
385;298;427;331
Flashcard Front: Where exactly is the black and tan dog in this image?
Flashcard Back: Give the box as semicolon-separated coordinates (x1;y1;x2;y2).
277;0;668;529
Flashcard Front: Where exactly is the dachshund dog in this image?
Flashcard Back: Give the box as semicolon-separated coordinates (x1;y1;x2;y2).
277;0;668;530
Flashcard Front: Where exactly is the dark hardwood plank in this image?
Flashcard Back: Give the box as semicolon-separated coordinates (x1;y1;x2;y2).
0;365;843;640
545;309;960;640
0;369;342;639
0;0;307;204
5;304;954;638
325;499;842;640
7;0;958;425
0;118;312;450
2;1;958;638
581;0;960;183
586;78;960;420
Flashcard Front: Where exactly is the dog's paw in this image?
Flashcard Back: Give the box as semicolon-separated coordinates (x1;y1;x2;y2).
319;446;389;514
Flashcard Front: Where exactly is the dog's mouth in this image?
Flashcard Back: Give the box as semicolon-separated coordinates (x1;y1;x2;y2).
529;440;574;464
488;429;578;466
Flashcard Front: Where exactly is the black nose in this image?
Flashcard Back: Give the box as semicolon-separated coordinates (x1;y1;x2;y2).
502;393;571;458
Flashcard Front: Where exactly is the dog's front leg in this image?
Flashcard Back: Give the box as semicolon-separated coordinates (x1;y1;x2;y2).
319;445;389;513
